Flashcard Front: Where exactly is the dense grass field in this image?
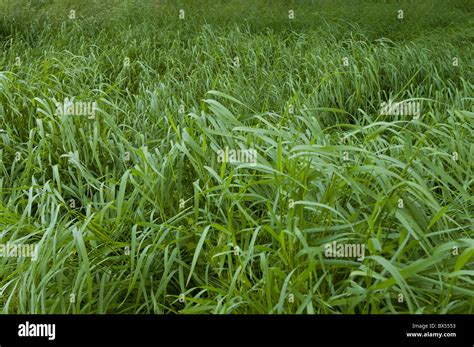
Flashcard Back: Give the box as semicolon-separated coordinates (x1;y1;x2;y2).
0;0;473;314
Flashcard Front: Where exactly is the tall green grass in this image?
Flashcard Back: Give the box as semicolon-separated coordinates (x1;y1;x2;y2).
0;0;472;313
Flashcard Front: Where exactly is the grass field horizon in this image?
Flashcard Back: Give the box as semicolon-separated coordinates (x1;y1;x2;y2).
0;0;473;314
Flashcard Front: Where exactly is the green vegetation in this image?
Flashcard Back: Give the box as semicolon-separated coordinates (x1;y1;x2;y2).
0;0;473;314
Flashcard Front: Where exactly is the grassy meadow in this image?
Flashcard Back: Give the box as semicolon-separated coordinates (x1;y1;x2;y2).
0;0;473;314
